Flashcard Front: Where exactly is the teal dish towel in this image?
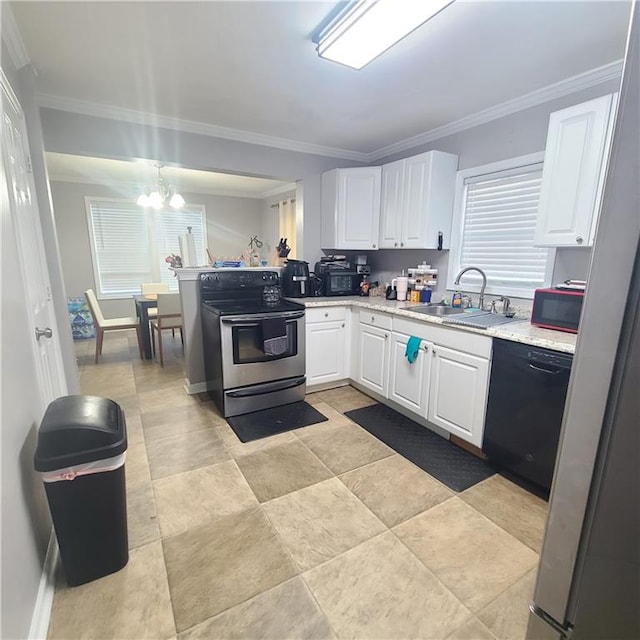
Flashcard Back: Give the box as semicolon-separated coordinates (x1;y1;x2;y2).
405;336;422;364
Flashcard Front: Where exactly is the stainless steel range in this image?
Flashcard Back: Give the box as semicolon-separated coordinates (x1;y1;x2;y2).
200;270;306;417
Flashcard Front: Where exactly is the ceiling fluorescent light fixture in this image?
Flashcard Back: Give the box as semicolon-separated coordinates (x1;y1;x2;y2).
137;164;185;209
316;0;454;69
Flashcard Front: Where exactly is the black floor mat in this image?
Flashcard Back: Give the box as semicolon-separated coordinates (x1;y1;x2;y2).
345;404;495;492
226;401;328;443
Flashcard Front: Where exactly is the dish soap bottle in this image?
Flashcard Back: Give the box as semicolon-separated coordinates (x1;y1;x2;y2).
452;291;463;308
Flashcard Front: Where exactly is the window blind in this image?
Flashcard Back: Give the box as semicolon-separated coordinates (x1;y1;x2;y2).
459;165;549;291
87;199;206;297
87;201;153;297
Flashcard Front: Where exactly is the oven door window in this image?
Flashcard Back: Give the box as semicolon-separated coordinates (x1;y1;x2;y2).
232;320;298;363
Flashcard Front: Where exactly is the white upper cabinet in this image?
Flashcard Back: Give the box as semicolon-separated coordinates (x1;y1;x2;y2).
379;150;458;249
535;93;617;247
321;167;381;250
379;160;404;247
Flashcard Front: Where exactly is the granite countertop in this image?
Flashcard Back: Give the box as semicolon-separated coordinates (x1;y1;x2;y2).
302;296;577;354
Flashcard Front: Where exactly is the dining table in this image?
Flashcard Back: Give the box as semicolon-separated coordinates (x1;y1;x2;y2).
133;294;158;359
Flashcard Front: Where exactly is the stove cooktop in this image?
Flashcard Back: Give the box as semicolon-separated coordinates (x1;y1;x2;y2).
201;299;305;316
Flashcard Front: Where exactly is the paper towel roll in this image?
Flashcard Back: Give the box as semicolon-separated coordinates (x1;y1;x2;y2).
179;232;197;267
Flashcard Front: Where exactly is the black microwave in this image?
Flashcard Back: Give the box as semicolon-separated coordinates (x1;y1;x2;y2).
320;271;362;297
531;288;584;333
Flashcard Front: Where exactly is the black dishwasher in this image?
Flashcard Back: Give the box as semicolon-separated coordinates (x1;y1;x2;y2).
483;338;573;496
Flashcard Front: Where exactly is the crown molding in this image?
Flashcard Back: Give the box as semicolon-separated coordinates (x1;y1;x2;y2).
38;59;623;165
38;94;370;162
48;171;289;200
367;60;624;161
1;4;31;70
260;182;297;199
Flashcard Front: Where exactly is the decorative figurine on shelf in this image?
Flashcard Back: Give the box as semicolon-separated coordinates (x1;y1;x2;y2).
247;235;263;267
165;253;183;276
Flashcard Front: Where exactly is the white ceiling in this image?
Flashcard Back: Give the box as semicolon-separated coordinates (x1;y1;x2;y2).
9;1;632;157
45;152;295;198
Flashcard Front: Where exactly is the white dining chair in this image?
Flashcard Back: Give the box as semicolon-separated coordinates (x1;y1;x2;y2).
85;289;143;363
140;282;170;318
149;293;183;366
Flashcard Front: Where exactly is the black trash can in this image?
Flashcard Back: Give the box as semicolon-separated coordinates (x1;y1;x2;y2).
34;395;128;586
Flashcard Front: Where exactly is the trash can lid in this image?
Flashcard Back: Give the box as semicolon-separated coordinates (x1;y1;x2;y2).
34;395;127;472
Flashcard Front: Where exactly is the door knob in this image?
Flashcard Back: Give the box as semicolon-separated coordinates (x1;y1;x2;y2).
35;327;53;341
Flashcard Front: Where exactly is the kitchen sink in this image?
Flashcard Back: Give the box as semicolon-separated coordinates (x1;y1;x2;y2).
444;314;521;330
401;305;471;316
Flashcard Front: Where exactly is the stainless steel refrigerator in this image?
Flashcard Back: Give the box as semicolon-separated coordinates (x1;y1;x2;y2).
527;3;640;638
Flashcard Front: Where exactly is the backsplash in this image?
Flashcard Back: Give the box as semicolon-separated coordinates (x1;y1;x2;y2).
323;246;592;317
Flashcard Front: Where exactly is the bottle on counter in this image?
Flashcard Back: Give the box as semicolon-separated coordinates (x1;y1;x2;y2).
359;276;370;296
452;291;463;308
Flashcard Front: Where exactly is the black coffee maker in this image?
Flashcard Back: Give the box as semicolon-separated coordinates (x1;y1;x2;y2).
281;259;309;297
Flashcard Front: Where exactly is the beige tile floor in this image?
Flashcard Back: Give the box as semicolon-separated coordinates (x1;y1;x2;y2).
48;330;547;640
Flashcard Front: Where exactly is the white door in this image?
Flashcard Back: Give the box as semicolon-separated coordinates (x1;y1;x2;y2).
428;345;488;448
402;153;431;248
1;71;67;412
534;94;614;247
357;324;389;397
306;320;346;386
379;160;404;248
337;168;381;250
389;331;431;416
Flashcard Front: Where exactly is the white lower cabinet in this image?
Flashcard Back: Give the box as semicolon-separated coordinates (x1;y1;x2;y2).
389;331;432;415
357;322;391;397
308;306;491;448
305;307;349;387
356;311;393;396
427;345;490;448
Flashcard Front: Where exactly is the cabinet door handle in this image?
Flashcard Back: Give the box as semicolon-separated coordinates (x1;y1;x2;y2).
324;312;328;317
394;242;398;247
400;242;404;247
371;316;375;323
341;323;345;328
423;344;429;351
576;236;584;244
384;333;388;339
372;243;377;248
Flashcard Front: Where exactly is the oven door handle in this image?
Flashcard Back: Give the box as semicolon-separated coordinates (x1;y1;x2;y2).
226;377;306;398
221;311;305;325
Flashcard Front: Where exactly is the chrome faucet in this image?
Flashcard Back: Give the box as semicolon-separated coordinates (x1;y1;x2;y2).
453;267;487;310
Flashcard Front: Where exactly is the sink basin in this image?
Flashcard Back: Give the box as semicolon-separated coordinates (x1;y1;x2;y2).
401;305;470;316
444;314;521;330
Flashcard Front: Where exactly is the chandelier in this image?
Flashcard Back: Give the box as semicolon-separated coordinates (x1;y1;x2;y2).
136;164;185;209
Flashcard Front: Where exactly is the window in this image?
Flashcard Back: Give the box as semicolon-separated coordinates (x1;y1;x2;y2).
86;198;206;298
448;153;553;299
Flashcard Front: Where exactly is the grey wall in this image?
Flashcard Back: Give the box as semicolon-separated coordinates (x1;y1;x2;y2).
51;180;269;317
370;80;622;305
1;49;56;640
40;109;365;268
377;80;621;167
39;80;619;309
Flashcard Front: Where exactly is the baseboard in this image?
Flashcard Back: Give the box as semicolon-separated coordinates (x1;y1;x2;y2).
306;379;350;393
28;529;58;640
183;379;207;395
